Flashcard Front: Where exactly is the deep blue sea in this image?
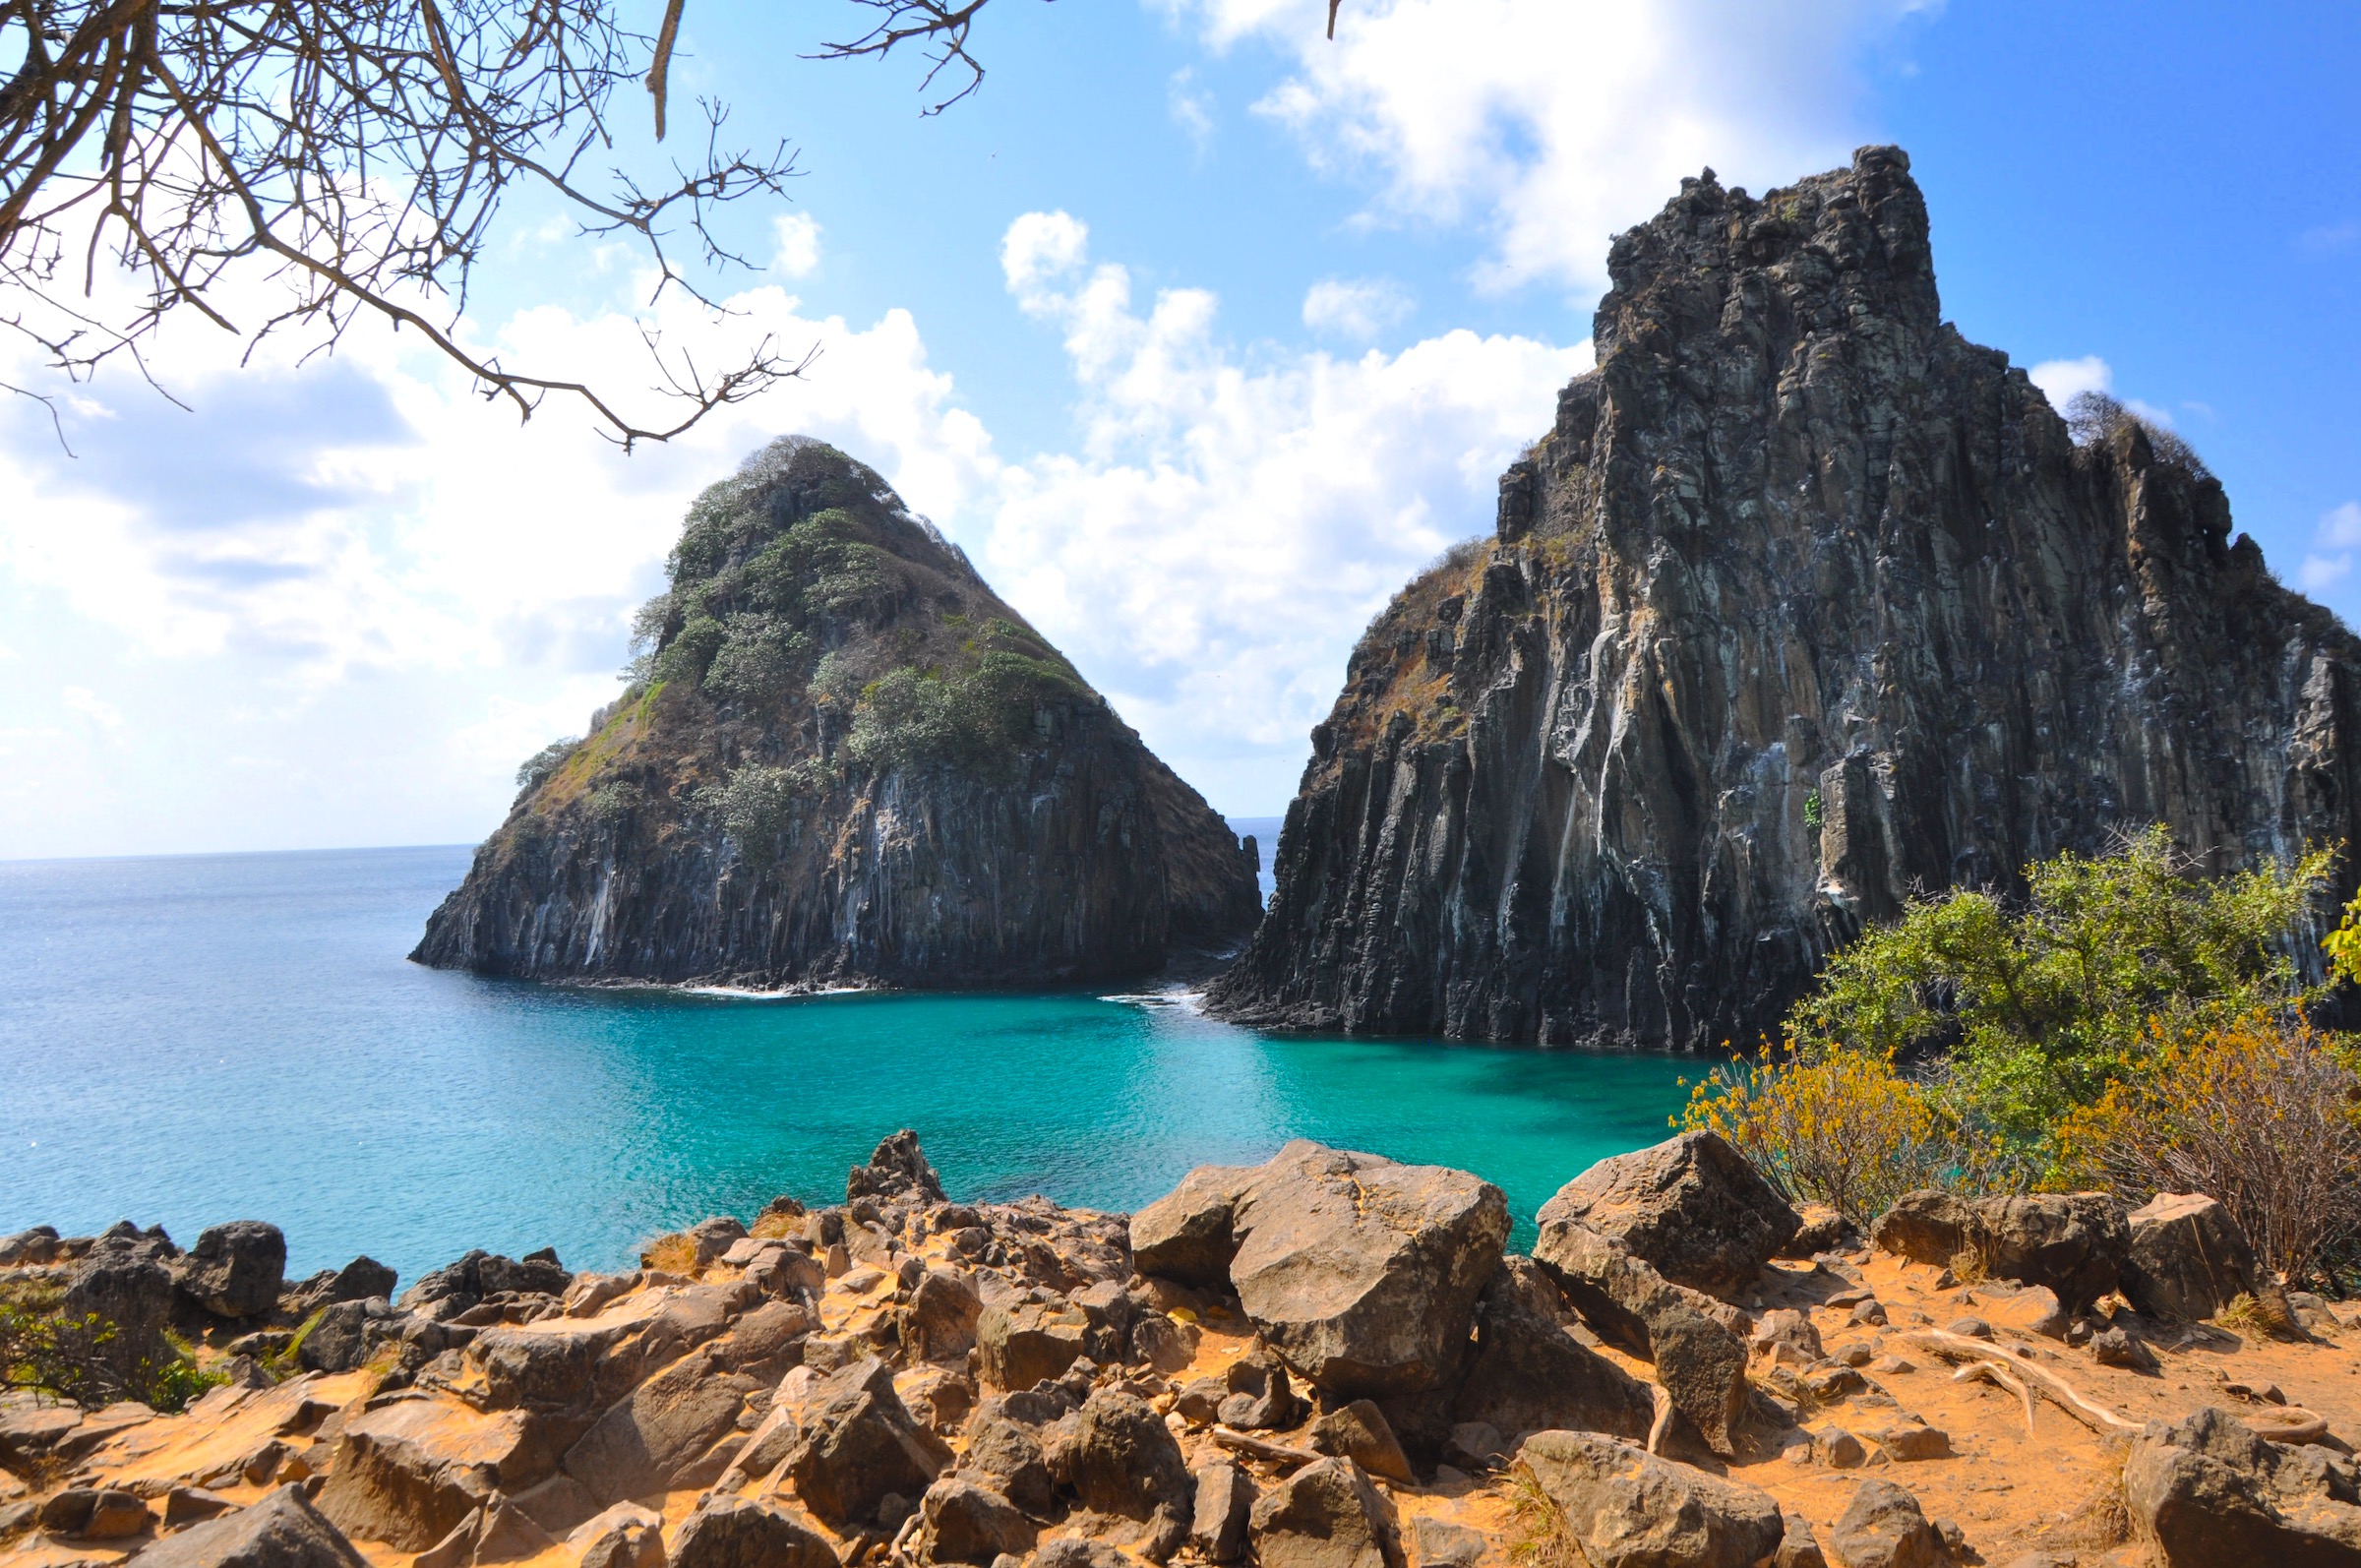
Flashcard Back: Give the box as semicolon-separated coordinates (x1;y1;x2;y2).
0;830;1690;1286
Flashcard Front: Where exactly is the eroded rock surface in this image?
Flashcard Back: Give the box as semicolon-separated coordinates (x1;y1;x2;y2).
1208;145;2361;1048
413;438;1260;992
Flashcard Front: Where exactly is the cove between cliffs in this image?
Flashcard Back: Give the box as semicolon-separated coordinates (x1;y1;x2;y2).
0;843;1689;1285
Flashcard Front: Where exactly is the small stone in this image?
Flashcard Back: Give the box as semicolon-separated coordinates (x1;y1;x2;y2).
1817;1427;1869;1469
1848;1299;1890;1327
1868;1423;1951;1462
2090;1326;2159;1372
1946;1317;1992;1339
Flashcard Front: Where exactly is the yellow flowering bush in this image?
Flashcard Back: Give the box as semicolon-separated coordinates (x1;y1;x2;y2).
1678;1041;1954;1226
2051;1014;2361;1283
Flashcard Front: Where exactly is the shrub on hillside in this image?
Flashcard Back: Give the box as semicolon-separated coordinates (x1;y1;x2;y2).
1788;825;2335;1154
1678;1043;1962;1226
2053;1015;2361;1286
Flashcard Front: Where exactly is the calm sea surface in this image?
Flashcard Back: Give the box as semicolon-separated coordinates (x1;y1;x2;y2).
0;832;1690;1283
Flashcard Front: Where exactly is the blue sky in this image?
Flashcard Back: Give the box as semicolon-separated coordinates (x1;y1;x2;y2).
2;0;2355;858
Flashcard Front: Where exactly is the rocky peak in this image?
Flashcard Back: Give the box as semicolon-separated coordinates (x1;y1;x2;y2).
413;437;1260;990
1211;148;2361;1049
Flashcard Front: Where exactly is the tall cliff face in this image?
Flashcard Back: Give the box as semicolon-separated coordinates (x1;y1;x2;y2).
1209;147;2361;1050
415;438;1261;990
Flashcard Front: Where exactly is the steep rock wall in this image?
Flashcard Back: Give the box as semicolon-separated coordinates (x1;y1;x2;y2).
1208;147;2361;1049
416;438;1261;989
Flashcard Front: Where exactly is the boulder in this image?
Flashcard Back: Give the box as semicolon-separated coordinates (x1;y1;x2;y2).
63;1225;180;1380
1451;1259;1655;1454
1537;1133;1800;1297
1517;1430;1784;1568
850;1130;948;1205
961;1405;1060;1518
2123;1405;2361;1565
671;1496;839;1568
1190;1460;1256;1563
562;1348;759;1504
0;1227;59;1266
1068;1389;1193;1521
1248;1457;1406;1568
1410;1518;1487;1568
978;1301;1091;1392
923;1478;1037;1564
298;1297;398;1374
1827;1480;1945;1568
1311;1401;1414;1485
137;1484;371;1568
330;1256;399;1303
783;1355;954;1528
1870;1191;2127;1310
570;1502;667;1568
177;1223;287;1319
1530;1221;1748;1455
400;1250;572;1319
1034;1542;1143;1568
2127;1194;2260;1322
467;1317;642;1413
315;1395;540;1549
1244;1143;1511;1397
1773;1514;1827;1568
910;1268;986;1362
1782;1205;1858;1260
1218;1348;1302;1431
1130;1165;1258;1288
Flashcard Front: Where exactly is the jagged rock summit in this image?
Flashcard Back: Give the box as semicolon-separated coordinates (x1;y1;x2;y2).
415;437;1261;990
1210;145;2361;1049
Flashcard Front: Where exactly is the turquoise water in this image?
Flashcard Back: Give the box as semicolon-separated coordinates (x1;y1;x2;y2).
0;840;1691;1284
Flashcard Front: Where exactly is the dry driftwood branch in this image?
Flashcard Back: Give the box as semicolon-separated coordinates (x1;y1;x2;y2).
1211;1426;1321;1469
1955;1358;2037;1434
1905;1330;2142;1435
1645;1384;1674;1456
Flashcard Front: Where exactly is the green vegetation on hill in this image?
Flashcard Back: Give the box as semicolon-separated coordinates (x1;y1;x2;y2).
575;443;1103;810
1683;826;2361;1287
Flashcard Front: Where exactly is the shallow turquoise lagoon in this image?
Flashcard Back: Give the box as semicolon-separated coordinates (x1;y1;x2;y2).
0;841;1691;1282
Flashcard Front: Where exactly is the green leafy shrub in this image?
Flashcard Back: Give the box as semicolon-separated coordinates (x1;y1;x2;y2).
707;760;834;868
1787;824;2334;1152
848;652;1089;776
515;737;579;794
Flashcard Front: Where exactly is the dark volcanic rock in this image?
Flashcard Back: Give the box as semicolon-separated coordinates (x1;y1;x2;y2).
1519;1430;1785;1568
1130;1141;1508;1398
138;1484;370;1568
1537;1132;1798;1297
1207;145;2361;1048
413;437;1260;991
2126;1192;2260;1322
1872;1190;2128;1310
176;1222;287;1319
2123;1405;2361;1565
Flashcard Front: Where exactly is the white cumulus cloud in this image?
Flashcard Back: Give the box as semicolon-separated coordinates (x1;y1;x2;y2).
1159;0;1935;294
1302;277;1415;339
772;212;823;278
2301;502;2361;594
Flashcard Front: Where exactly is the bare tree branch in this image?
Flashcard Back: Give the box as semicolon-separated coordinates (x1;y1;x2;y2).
2;0;807;448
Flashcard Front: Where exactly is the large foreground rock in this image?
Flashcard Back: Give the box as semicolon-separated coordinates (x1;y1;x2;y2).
1871;1190;2128;1310
1450;1265;1655;1443
563;1348;759;1504
64;1224;181;1382
1828;1481;1945;1568
1248;1457;1405;1568
316;1398;541;1550
139;1484;370;1568
1532;1220;1748;1455
670;1496;840;1568
782;1356;952;1527
1129;1141;1508;1397
2123;1406;2361;1564
1518;1430;1784;1568
2126;1193;2259;1322
176;1223;287;1319
1536;1133;1798;1298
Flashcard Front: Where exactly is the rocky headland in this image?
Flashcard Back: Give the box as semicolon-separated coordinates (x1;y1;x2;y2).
8;1131;2361;1568
413;438;1262;992
1209;146;2361;1048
